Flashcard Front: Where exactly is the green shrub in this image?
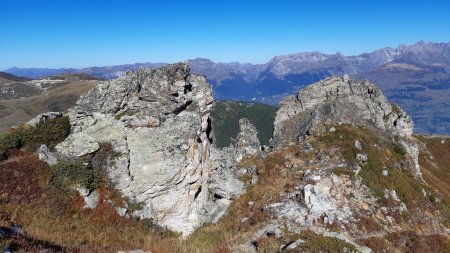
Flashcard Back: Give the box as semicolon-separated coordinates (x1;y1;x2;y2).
20;116;71;150
0;116;70;158
49;160;99;192
392;142;406;156
0;132;21;158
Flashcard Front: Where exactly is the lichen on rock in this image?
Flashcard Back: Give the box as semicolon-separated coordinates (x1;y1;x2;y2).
55;63;214;235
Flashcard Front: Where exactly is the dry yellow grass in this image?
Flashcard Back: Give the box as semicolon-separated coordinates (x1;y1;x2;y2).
0;80;95;132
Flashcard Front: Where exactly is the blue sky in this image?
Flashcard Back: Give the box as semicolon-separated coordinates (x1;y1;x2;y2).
1;0;450;69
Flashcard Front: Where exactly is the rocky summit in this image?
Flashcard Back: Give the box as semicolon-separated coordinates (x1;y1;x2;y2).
273;75;413;145
273;75;421;177
54;63;215;234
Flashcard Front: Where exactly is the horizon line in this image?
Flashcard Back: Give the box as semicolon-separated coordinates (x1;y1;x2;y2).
2;40;449;71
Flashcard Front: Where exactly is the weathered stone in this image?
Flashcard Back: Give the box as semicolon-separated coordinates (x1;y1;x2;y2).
55;63;214;235
55;133;100;157
209;165;244;200
38;144;58;166
356;153;368;163
355;140;362;151
282;239;305;250
235;118;261;162
76;187;100;209
26;112;63;127
272;76;421;176
273;76;414;146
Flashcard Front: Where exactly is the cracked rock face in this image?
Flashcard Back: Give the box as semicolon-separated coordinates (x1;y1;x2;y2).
273;75;413;146
55;63;214;235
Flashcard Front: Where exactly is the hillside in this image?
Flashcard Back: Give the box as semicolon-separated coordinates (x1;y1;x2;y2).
0;79;96;132
210;101;277;148
0;72;31;83
0;66;449;252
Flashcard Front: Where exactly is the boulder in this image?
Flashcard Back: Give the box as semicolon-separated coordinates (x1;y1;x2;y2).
38;144;58;166
26;112;63;127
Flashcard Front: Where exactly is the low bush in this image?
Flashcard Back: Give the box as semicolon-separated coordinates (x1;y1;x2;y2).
0;133;21;159
49;159;100;192
0;117;70;159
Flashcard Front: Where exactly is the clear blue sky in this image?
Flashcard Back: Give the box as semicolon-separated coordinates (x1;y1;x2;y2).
1;0;450;69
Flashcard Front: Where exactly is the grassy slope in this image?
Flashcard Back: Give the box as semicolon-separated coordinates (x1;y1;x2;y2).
0;80;95;132
1;102;449;252
415;135;450;196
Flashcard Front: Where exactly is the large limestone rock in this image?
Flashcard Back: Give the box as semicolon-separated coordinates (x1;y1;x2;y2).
272;75;420;176
273;75;413;146
55;63;214;235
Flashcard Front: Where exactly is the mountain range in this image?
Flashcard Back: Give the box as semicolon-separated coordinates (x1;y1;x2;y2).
4;41;450;134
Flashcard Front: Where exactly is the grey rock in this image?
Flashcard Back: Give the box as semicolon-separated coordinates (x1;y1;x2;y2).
26;112;63;127
282;239;305;250
76;187;100;209
55;63;214;235
302;141;314;152
201;199;232;224
356;153;368;163
55;133;100;157
355;140;362;151
272;76;421;176
115;206;128;217
273;76;414;147
209;165;244;200
235;118;261;162
38;144;58;166
251;175;259;185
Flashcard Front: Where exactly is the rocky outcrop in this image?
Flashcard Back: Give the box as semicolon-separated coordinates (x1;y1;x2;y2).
55;63;214;235
76;187;100;209
246;75;448;250
235;118;261;162
272;75;420;176
273;75;413;146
